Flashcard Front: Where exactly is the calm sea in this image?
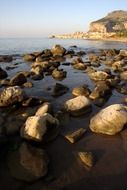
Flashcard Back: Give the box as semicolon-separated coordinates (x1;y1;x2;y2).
0;38;127;55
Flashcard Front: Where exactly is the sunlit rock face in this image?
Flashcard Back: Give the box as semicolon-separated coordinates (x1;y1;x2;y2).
89;10;127;33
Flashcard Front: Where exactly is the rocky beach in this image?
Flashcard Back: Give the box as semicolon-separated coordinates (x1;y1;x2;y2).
0;43;127;190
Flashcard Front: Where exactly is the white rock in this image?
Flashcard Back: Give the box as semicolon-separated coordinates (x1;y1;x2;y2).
21;113;59;141
64;96;91;116
35;102;52;116
90;104;127;135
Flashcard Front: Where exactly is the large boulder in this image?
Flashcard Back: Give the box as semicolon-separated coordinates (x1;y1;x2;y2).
0;86;25;107
90;104;127;135
51;45;66;57
21;113;59;142
64;96;92;116
0;67;8;79
89;71;109;81
7;143;49;182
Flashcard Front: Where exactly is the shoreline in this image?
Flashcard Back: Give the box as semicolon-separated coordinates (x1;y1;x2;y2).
50;36;127;43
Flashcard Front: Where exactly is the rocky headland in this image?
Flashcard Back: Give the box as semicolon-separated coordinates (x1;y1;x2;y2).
51;10;127;41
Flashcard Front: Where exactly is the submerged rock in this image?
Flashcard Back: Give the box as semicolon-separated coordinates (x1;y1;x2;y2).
0;67;8;79
0;55;13;62
21;113;59;142
0;86;25;107
65;128;86;143
89;81;111;100
52;83;69;97
52;69;67;80
72;85;91;97
7;142;49;182
51;45;66;57
78;152;94;168
90;104;127;135
64;96;92;116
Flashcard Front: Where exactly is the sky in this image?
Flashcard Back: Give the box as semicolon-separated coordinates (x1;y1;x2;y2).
0;0;127;38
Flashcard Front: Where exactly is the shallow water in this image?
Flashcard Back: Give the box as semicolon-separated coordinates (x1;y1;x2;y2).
0;38;127;55
0;40;127;190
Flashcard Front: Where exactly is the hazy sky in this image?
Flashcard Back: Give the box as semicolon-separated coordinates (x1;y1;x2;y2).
0;0;127;38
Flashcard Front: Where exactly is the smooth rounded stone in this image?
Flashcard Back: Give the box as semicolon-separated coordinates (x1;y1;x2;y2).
89;81;111;100
112;60;126;71
88;71;109;81
64;128;87;144
22;97;44;107
89;54;99;62
72;57;84;65
35;102;52;116
90;104;127;135
23;81;33;88
73;63;87;70
72;85;91;97
21;113;59;142
23;54;35;62
0;86;25;107
120;71;127;81
119;50;127;57
31;65;44;76
64;96;92;116
51;83;69;97
32;61;49;70
10;73;27;86
0;55;13;62
7;142;49;182
0;67;8;79
78;152;94;168
52;69;67;80
51;45;66;57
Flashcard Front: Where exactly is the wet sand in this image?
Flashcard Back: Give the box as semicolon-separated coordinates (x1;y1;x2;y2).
0;51;127;190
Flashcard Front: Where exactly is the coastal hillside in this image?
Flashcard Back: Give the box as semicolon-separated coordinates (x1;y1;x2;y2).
51;10;127;40
90;10;127;33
